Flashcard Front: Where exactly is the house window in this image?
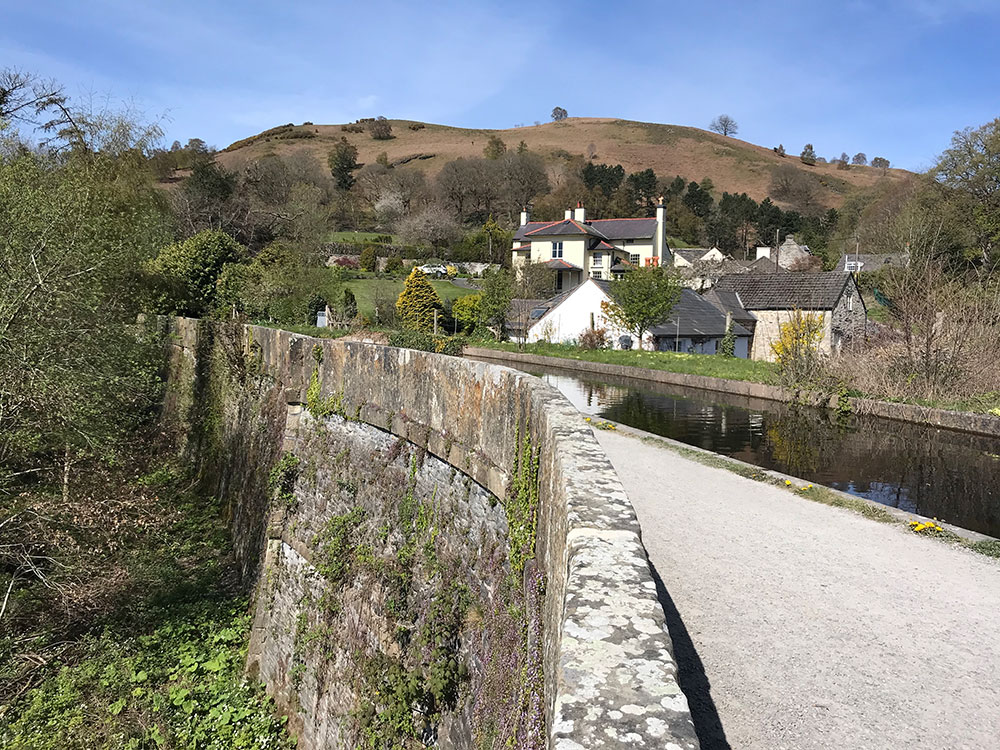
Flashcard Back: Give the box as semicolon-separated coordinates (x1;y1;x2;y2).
847;294;854;312
551;241;563;258
592;271;602;280
592;252;603;268
629;253;640;265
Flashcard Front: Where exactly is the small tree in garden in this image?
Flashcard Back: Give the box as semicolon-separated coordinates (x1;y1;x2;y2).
451;292;482;334
600;266;681;351
384;253;404;274
395;267;443;332
719;321;737;357
342;288;358;320
359;245;377;272
479;268;514;340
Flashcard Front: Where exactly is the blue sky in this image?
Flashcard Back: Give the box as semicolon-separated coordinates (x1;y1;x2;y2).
3;0;999;171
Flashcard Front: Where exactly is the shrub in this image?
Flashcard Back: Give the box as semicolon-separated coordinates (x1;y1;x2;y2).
369;116;393;141
719;323;736;357
388;330;466;356
341;124;364;133
578;327;610;350
384;254;404;274
771;310;825;384
332;256;360;269
451;293;482;334
359;246;377;272
408;123;425;131
145;230;248;316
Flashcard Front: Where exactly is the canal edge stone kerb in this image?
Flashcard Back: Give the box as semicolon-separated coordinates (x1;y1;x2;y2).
249;325;700;750
465;347;1000;439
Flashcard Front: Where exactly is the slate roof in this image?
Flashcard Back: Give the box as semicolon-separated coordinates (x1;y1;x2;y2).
701;289;757;328
834;253;910;272
591;281;750;339
714;272;855;310
672;248;710;263
588;217;657;240
524;219;608;239
589;239;618;251
542;258;582;270
729;256;788;273
513;217;656;241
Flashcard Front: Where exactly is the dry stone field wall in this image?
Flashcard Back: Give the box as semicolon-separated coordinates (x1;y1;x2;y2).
160;317;697;750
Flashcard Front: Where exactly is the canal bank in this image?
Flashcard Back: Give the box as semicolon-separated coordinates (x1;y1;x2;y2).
464;347;1000;438
466;351;1000;539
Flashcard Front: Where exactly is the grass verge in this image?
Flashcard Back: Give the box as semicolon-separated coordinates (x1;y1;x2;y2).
473;341;778;383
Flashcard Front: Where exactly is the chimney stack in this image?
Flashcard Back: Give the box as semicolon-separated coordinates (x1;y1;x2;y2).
564;208;573;221
520;207;530;226
573;201;586;223
655;197;666;262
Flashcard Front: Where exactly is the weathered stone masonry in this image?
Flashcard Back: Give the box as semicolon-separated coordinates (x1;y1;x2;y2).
162;317;698;750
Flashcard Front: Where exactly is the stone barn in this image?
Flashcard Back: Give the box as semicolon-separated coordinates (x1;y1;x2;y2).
713;273;867;361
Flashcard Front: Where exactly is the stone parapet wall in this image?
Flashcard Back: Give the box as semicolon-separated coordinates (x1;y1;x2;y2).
161;318;698;749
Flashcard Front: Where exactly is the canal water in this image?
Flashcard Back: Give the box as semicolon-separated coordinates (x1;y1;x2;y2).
505;361;1000;538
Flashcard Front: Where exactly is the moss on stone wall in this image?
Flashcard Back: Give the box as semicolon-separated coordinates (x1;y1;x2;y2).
272;414;544;749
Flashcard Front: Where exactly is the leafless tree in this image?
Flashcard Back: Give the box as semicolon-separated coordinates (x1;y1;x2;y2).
709;114;739;136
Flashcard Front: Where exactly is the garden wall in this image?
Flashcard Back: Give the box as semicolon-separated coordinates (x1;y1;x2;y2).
161;318;698;750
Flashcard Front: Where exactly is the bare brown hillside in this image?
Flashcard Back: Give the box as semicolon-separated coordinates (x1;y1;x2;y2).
215;117;909;209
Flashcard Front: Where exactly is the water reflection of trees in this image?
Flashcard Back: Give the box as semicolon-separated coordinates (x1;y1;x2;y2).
764;409;836;476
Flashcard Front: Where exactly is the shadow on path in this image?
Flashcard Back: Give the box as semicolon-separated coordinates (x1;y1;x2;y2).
649;560;731;750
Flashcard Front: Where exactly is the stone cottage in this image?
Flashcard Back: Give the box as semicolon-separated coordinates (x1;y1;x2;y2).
713;273;866;361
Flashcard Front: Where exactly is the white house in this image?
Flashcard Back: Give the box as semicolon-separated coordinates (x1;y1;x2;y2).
511;202;668;292
522;278;753;357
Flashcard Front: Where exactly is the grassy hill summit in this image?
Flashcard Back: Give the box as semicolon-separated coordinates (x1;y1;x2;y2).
216;116;908;210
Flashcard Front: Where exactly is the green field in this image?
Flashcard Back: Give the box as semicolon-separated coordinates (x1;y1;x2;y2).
344;277;475;317
474;341;778;383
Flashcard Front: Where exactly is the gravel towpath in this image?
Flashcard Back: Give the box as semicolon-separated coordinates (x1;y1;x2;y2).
593;427;1000;750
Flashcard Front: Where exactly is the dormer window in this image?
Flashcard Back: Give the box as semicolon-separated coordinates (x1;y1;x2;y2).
551;241;563;258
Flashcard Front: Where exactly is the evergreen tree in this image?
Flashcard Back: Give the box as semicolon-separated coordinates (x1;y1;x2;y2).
683;181;714;219
483;135;507;159
756;198;783;248
328;137;359;190
800;144;817;166
395;268;443;332
359;245;377;272
342;288;358;320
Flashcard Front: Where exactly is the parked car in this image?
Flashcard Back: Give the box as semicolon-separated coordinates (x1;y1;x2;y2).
417;264;448;278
